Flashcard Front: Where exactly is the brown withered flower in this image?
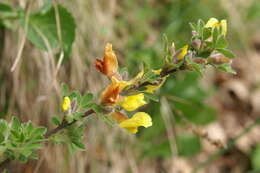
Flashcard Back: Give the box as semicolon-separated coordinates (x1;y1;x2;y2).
95;43;118;78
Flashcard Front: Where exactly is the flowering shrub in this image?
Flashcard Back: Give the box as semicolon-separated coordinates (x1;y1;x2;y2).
0;1;237;170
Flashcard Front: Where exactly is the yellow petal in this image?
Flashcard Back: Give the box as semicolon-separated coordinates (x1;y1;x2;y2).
205;18;219;28
111;76;130;91
119;112;152;133
145;84;160;94
152;69;162;75
220;20;227;36
61;96;71;112
120;93;146;111
176;45;188;60
144;76;167;94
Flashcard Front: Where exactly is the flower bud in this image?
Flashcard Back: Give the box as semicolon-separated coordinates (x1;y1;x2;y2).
208;54;231;65
191;39;202;50
193;58;207;64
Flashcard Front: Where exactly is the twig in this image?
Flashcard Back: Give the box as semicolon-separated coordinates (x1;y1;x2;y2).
0;63;185;169
45;109;94;138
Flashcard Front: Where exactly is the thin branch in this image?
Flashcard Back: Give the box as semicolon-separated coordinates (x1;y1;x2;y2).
44;109;94;138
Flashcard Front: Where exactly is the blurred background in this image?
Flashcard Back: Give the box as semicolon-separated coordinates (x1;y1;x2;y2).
1;0;260;172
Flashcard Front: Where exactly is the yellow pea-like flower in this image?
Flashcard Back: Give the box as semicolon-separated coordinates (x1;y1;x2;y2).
62;96;71;112
205;18;227;36
119;112;152;134
111;76;130;91
176;45;188;60
205;18;219;28
120;93;146;111
220;19;227;36
145;84;161;94
152;69;162;75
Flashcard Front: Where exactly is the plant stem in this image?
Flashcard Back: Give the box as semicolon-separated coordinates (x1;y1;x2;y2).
0;63;184;170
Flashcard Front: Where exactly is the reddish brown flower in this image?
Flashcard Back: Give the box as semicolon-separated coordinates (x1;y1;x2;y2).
95;43;118;78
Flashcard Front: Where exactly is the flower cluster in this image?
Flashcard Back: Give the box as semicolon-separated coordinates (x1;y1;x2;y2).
60;17;235;134
93;43;159;133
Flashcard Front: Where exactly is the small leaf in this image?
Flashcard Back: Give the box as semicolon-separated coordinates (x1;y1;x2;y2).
81;93;93;105
216;35;228;49
91;104;104;115
202;27;211;40
11;117;21;130
176;133;201;157
69;91;81;103
217;63;236;74
18;154;28;163
216;48;235;59
33;127;47;137
72;141;85;150
51;117;61;125
212;27;219;44
144;93;159;102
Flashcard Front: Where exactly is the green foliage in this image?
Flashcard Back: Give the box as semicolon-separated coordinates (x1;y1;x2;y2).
251;144;260;170
164;72;216;125
247;0;260;21
176;133;201;156
66;124;86;152
20;4;76;56
50;123;86;153
0;117;46;162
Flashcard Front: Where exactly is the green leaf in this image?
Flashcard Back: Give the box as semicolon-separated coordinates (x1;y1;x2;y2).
190;62;203;76
51;117;61;125
202;27;211;40
11;117;21;131
72;141;85;150
69;91;81;103
143;140;171;158
32;127;47;137
81;93;93;106
18;154;28;163
0;133;5;143
217;63;236;74
216;35;228;49
176;133;201;157
144;93;159;102
216;48;235;59
212;27;219;44
252;145;260;170
21;5;76;55
91;104;104;115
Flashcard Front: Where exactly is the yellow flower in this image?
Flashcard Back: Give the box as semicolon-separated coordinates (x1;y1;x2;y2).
176;45;188;60
111;76;130;91
119;112;152;133
205;18;219;28
205;18;227;36
220;19;227;36
152;69;162;75
61;96;71;112
121;93;146;111
145;77;167;94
